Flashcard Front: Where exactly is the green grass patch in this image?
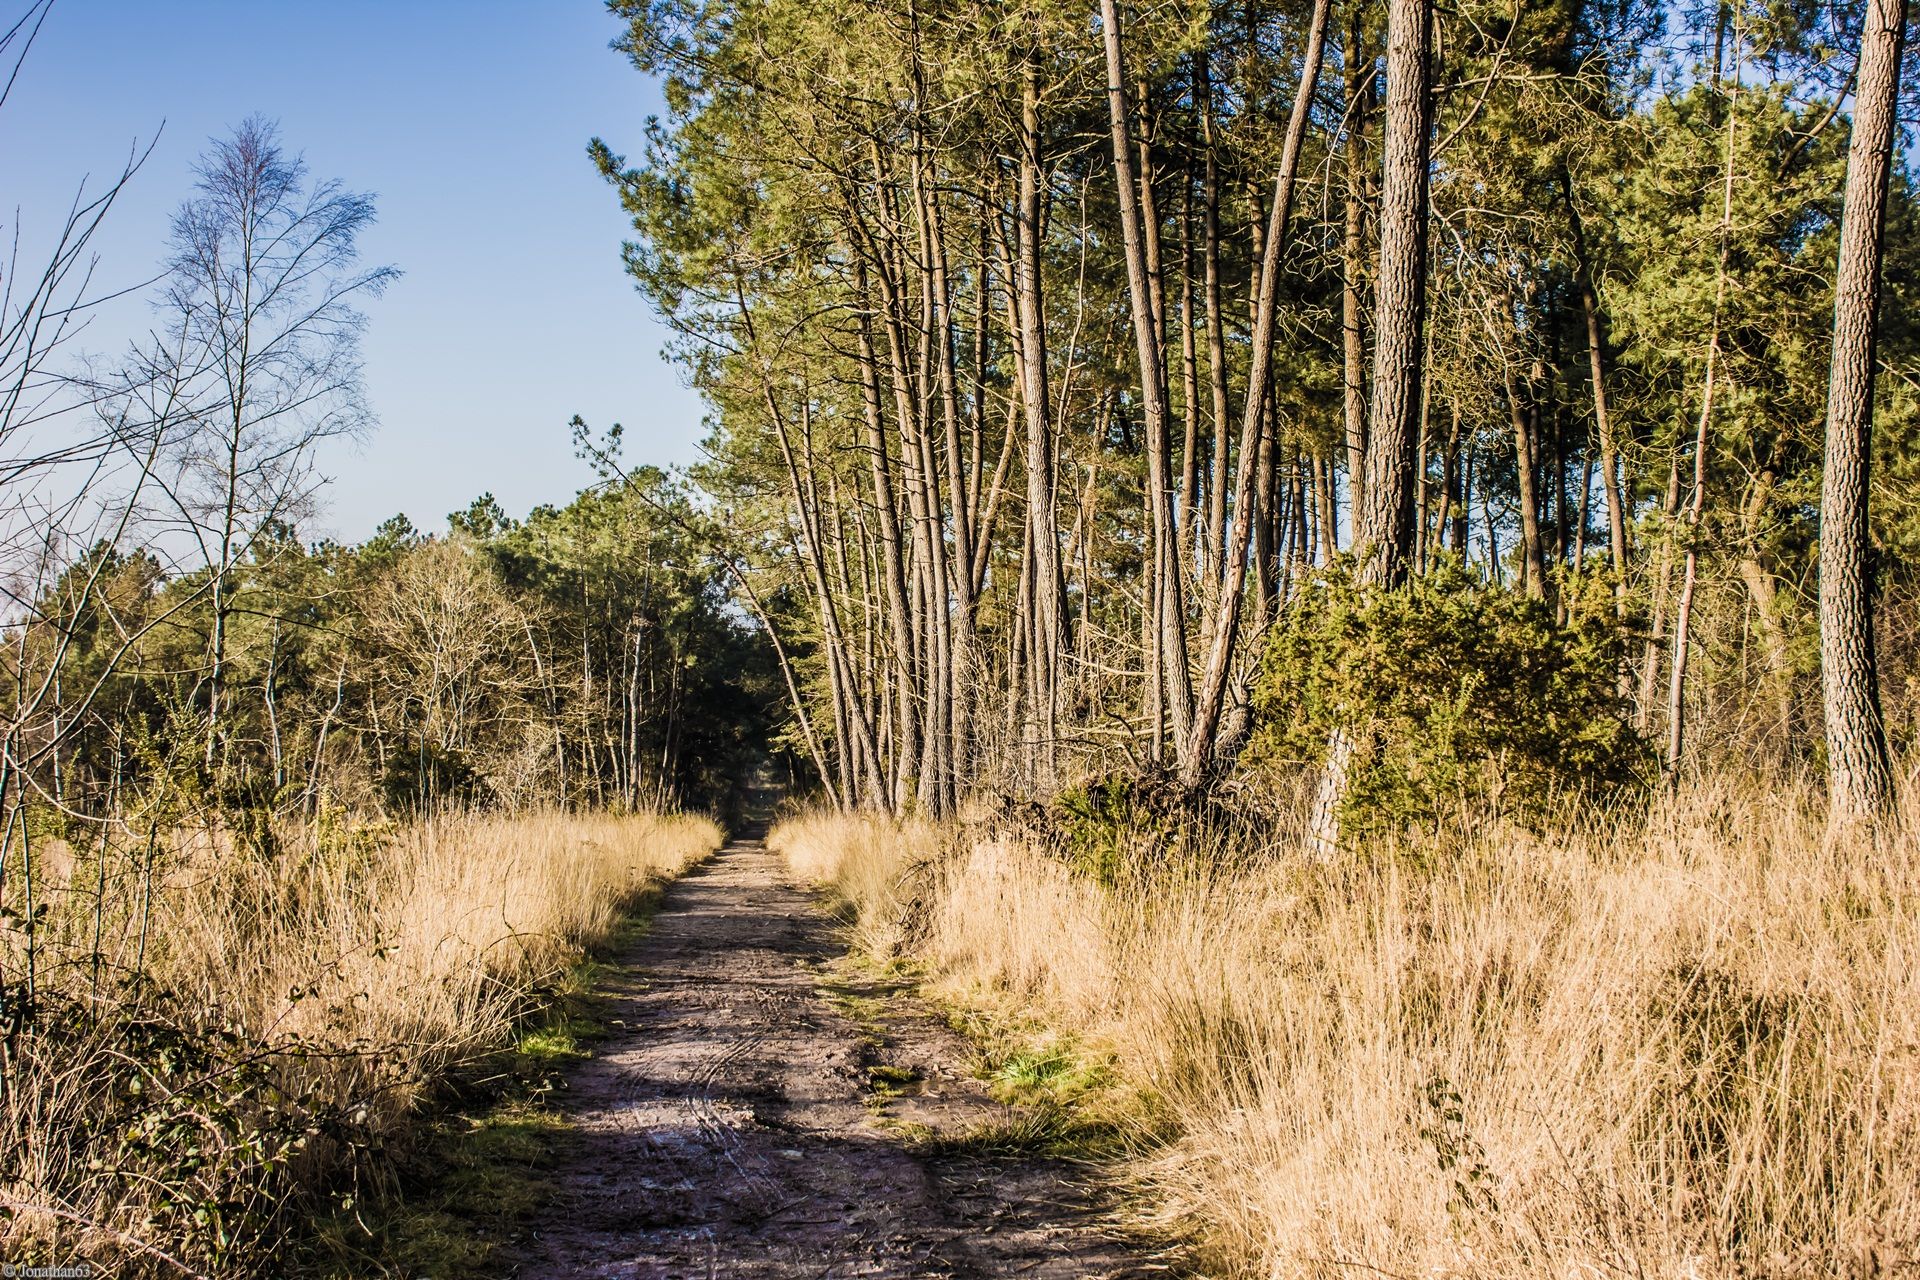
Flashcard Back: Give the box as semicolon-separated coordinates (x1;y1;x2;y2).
819;986;893;1030
822;909;1139;1161
311;1098;575;1279
907;1106;1106;1160
933;999;1146;1159
986;1044;1113;1107
297;1027;581;1278
866;1063;923;1098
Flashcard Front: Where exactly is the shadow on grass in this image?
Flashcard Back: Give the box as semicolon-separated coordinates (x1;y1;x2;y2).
293;893;680;1277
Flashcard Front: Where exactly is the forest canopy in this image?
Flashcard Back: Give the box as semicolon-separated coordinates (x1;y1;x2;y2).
586;0;1920;832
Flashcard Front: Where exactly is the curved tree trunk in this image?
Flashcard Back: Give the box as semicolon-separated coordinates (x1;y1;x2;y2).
1177;0;1331;789
1103;0;1194;747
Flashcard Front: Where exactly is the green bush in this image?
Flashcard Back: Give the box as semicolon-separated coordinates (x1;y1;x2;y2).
1046;770;1189;886
1246;559;1650;836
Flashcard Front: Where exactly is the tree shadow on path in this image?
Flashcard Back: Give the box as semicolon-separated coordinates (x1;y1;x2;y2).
512;829;1178;1280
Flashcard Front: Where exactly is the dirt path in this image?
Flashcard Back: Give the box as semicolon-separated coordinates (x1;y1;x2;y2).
513;829;1168;1280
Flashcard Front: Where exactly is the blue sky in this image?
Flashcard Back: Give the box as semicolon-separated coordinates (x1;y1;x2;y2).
4;0;704;542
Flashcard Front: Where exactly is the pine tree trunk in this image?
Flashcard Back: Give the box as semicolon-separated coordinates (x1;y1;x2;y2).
1310;0;1433;853
1016;62;1065;785
1666;34;1743;775
1196;50;1233;589
1562;172;1629;613
1503;359;1548;600
1103;0;1194;746
1354;0;1433;588
1178;175;1202;572
1342;8;1371;531
852;253;920;808
1178;0;1331;789
1821;0;1904;831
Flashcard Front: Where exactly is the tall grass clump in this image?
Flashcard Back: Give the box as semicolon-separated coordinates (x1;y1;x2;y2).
0;808;721;1275
772;785;1919;1277
769;809;942;959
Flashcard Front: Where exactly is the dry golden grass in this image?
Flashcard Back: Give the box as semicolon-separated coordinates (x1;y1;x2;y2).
773;781;1920;1278
151;810;721;1069
768;809;942;958
1;808;721;1273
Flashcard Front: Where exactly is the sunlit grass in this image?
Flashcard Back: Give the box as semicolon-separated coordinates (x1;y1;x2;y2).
773;782;1920;1277
1;808;722;1273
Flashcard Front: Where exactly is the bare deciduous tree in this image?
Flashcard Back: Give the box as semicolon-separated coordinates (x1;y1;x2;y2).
127;117;394;767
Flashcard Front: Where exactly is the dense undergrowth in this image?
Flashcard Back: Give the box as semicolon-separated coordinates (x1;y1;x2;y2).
1249;561;1651;836
771;778;1919;1278
0;809;722;1275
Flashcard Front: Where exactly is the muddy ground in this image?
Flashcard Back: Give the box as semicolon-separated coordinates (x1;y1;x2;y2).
511;829;1176;1280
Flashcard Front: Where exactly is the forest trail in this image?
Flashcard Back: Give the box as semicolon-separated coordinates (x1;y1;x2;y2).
513;829;1167;1280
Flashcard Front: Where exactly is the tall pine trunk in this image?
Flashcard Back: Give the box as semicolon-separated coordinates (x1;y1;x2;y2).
1308;0;1433;851
1562;171;1629;612
1820;0;1904;831
1103;0;1194;746
1354;0;1433;587
1342;8;1371;531
1016;62;1066;785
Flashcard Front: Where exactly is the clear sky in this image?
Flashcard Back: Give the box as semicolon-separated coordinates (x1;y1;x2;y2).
3;0;704;543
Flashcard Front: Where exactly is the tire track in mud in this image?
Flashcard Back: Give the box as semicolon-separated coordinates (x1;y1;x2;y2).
513;830;1171;1280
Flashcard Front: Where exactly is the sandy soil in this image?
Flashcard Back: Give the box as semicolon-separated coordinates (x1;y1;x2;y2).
512;828;1172;1280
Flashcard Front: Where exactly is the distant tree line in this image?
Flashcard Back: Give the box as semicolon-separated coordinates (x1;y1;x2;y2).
2;113;779;863
14;477;778;836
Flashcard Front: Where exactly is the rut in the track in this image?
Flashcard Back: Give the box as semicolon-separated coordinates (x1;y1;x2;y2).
513;832;1170;1280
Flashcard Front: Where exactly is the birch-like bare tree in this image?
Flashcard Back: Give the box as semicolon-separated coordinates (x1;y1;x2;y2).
128;118;394;769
